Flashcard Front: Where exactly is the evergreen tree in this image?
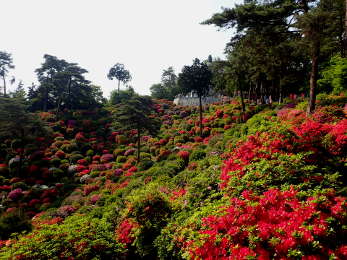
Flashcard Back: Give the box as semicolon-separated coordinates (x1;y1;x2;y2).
107;63;132;93
178;58;212;136
150;67;180;100
31;54;104;112
203;0;344;113
0;97;49;175
0;51;15;97
112;96;160;163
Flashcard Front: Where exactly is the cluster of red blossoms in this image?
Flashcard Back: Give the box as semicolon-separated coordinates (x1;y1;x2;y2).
220;132;292;188
185;188;347;259
116;218;139;246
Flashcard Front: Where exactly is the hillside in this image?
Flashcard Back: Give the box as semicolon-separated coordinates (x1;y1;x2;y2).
0;94;346;259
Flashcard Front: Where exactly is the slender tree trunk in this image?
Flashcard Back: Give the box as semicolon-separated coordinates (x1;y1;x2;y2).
2;75;6;97
233;88;237;97
339;7;345;57
199;95;203;137
344;0;347;56
278;79;283;104
68;77;72;110
238;80;246;113
56;97;61;120
248;82;252;101
118;80;120;93
43;86;48;112
240;88;245;113
18;129;24;176
260;81;264;104
137;127;141;163
307;44;320;114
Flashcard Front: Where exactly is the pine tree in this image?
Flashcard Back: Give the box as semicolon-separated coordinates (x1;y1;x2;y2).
112;96;160;163
178;59;212;136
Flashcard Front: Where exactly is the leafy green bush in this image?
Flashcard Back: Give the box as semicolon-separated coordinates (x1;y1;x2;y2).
0;214;124;259
318;55;347;94
124;183;173;257
116;156;126;163
50;157;61;167
69;153;84;163
0;209;31;240
12;182;29;190
189;149;206;161
316;93;347;106
138;159;154;171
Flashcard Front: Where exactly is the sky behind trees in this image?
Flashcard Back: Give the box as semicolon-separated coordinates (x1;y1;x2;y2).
2;0;240;97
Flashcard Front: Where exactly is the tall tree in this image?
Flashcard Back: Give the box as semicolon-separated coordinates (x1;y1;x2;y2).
10;81;26;99
203;0;342;113
0;51;15;97
178;58;212;136
150;67;180;100
31;55;102;111
107;63;132;93
35;55;69;111
112;96;160;163
0;97;49;175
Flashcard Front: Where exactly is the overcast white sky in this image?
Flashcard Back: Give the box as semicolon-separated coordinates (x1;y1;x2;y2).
2;0;240;98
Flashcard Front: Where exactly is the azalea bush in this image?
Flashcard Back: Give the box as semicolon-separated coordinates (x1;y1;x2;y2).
179;189;347;259
0;214;124;259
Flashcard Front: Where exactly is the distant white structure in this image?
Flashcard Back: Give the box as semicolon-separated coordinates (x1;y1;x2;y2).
173;91;222;106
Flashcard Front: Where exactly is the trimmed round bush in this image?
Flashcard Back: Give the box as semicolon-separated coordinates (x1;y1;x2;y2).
138;159;154;171
69;154;84;163
116;156;127;163
190;150;206;161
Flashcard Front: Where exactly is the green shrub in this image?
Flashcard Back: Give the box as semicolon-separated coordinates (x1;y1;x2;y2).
316;93;347;106
318;55;347;94
190;150;206;161
140;152;151;160
296;100;308;111
174;136;185;144
69;153;84;163
61;142;78;153
50;157;61;167
54;136;64;142
138;159;154;171
0;215;124;259
12;182;29;190
126;184;173;257
0;209;31;240
113;148;124;157
116;156;126;163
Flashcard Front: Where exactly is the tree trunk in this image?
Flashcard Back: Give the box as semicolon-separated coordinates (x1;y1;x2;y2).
68;77;72;110
56;97;62;120
43;86;48;112
307;44;320;114
260;81;264;104
2;75;6;97
239;82;246;113
199;95;203;137
344;0;347;56
18;129;24;176
137;127;141;164
278;79;283;104
339;6;345;57
118;80;120;93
